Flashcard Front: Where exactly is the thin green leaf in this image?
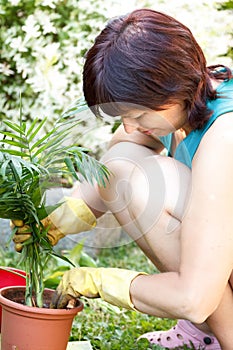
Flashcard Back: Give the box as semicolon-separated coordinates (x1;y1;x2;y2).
37;203;62;220
10;158;22;179
68;240;85;264
79;251;97;267
64;157;79;180
76;153;93;184
0;148;29;157
26;117;39;137
17;158;41;173
0;131;26;142
3;121;23;134
19;91;23;131
28;118;47;143
0;139;28;149
33;132;70;158
41;145;73;163
21;121;27;133
30;128;58;151
5;226;18;247
21;236;34;246
0;159;10;178
60;98;87;119
49;251;76;267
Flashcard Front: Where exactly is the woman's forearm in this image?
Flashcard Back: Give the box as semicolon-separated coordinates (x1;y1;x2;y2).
130;272;213;323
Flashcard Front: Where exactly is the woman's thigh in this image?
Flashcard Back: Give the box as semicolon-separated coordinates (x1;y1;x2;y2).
98;141;191;272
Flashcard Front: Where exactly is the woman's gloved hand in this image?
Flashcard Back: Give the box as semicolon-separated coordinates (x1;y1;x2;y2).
11;218;67;252
11;220;32;252
50;267;147;310
12;197;97;251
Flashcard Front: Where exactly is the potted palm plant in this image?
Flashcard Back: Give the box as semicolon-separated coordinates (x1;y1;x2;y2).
0;99;109;350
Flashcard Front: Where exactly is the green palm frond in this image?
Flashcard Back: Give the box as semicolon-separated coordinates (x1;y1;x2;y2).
67;147;110;186
0;117;110;184
0;99;110;307
60;97;87;120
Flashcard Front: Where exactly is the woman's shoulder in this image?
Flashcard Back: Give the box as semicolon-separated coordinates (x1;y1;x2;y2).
208;78;233;115
199;78;233;150
209;110;233;141
193;111;233;169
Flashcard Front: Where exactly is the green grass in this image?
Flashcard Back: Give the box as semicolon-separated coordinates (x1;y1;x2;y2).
69;241;196;350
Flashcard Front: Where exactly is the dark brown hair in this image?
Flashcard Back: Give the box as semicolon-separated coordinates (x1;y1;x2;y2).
83;9;232;129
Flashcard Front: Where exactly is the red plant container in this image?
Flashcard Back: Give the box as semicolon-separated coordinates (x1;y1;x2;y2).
0;267;26;331
0;286;83;350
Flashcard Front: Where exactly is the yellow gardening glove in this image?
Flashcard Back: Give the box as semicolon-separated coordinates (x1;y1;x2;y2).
11;220;32;252
11;218;65;252
50;267;147;310
12;197;96;251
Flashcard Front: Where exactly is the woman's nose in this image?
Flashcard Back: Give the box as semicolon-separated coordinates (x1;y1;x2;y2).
122;118;138;134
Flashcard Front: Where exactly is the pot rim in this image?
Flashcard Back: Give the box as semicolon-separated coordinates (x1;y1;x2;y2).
0;266;26;274
0;286;83;316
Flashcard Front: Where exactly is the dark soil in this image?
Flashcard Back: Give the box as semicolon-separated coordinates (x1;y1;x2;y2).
2;287;55;308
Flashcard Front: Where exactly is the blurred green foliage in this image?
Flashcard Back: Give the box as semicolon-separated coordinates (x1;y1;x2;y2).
0;0;108;123
217;0;233;61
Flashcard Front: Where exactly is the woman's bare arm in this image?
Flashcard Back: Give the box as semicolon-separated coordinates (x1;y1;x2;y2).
130;112;233;322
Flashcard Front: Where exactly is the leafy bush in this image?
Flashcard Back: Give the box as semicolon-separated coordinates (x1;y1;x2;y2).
0;0;109;123
217;0;233;61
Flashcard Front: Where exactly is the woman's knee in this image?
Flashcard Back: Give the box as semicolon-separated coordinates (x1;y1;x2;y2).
128;154;192;232
99;142;191;226
98;142;156;207
100;141;156;165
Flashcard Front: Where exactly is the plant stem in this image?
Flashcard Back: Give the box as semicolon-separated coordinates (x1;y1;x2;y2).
25;247;33;307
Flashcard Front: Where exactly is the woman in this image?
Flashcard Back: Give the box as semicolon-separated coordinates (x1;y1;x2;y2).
15;9;233;349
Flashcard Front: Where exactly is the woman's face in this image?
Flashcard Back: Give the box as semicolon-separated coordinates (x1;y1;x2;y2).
122;103;188;136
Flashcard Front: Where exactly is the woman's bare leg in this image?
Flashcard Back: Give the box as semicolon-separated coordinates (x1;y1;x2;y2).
96;141;232;348
98;141;190;271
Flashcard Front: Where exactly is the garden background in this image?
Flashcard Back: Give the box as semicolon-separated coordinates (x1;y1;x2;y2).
0;0;233;349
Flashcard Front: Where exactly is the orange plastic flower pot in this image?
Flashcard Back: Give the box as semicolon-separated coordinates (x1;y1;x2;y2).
0;286;83;350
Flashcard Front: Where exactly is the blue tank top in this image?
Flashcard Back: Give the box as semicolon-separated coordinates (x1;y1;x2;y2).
159;78;233;168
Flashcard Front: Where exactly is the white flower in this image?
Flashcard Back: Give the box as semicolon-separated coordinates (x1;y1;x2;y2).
26;66;46;93
40;0;59;9
9;0;20;5
0;63;14;76
14;54;33;79
9;37;28;53
41;43;60;61
63;57;81;75
34;10;57;34
22;15;41;40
